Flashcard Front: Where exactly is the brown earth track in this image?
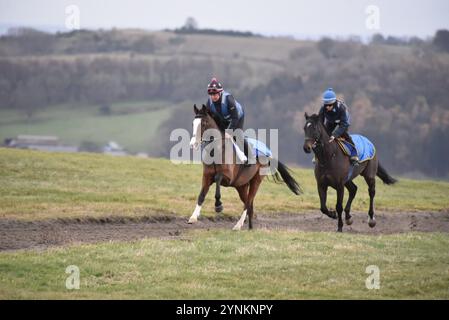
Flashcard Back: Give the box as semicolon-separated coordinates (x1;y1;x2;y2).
1;211;448;252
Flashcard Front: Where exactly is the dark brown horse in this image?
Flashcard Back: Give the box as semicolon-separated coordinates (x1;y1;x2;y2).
302;113;397;232
188;104;301;230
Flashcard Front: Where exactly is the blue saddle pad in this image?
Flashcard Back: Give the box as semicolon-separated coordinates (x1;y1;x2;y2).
246;138;272;158
341;134;376;162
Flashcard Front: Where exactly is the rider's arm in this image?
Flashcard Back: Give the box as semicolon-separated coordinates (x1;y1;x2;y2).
332;103;350;138
226;95;240;129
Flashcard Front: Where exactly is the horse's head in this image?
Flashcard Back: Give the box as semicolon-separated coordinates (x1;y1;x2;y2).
303;112;322;153
190;104;219;149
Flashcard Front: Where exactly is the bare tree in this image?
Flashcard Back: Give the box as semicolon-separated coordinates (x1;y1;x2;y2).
183;17;198;30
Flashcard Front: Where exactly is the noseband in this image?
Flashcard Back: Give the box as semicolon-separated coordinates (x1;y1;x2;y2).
305;128;321;149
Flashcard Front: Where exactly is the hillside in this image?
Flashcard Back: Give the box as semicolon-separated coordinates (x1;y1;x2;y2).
1;29;449;177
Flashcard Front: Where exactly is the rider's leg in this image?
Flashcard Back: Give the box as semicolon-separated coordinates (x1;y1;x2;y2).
342;131;359;165
234;117;254;166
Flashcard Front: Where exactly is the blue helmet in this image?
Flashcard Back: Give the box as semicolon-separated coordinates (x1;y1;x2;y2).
322;88;336;105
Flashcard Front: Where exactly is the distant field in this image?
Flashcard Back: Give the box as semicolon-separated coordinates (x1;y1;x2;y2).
0;101;174;153
0;148;448;221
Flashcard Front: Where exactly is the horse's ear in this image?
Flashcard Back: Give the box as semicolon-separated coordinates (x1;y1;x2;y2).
201;104;207;112
304;112;309;119
193;104;199;114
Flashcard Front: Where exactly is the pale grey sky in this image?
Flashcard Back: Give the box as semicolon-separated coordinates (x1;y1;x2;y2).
1;0;448;38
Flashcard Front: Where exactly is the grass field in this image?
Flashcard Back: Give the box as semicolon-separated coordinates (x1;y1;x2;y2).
0;148;448;299
1;230;448;299
0;148;448;221
0;101;173;154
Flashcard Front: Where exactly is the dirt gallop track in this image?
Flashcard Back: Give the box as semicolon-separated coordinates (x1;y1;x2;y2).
1;211;448;251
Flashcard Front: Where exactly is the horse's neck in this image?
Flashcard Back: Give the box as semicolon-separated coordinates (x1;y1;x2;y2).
315;122;337;163
204;117;229;167
318;121;330;141
204;118;240;180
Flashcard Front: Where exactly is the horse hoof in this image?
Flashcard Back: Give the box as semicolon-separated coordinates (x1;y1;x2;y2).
368;219;376;228
337;229;343;233
232;225;241;231
329;211;337;220
346;217;353;225
215;205;223;213
188;217;197;224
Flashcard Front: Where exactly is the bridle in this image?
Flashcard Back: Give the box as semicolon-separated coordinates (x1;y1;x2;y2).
304;121;322;150
194;114;226;146
304;120;333;167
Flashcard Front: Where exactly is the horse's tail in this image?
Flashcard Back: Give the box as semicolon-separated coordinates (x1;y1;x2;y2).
272;160;302;195
377;162;397;185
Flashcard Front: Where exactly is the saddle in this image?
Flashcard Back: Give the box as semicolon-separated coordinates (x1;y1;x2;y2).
336;134;376;163
336;137;357;158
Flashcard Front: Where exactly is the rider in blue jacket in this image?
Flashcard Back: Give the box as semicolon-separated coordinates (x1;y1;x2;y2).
319;88;359;165
206;77;253;166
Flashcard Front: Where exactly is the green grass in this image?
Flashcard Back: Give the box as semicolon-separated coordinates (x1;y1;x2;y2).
1;148;448;300
1;230;448;299
0;101;173;153
0;148;448;220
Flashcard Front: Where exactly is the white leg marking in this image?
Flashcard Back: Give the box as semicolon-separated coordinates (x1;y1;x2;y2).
188;204;202;224
232;210;247;230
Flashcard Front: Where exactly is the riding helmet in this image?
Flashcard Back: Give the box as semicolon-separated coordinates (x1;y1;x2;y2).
207;78;224;94
322;88;337;105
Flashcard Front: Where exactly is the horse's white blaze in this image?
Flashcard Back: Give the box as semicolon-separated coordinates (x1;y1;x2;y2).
306;122;312;128
188;204;202;223
190;118;201;149
232;209;247;230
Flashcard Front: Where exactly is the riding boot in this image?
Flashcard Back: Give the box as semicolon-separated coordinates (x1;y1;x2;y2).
343;133;359;166
350;156;360;166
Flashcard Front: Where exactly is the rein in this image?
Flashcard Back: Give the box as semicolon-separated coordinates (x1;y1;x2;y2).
306;125;336;168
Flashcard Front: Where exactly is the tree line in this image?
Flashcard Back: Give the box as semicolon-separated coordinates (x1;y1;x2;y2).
0;28;448;178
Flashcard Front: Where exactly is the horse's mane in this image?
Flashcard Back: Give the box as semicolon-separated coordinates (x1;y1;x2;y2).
308;113;321;123
198;106;225;132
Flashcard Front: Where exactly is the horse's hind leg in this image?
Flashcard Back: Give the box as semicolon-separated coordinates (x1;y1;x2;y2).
232;183;249;230
364;175;376;228
214;173;223;213
246;174;263;230
344;181;357;225
188;174;213;224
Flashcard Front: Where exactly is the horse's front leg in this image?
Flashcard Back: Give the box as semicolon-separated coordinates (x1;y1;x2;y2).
188;174;213;224
336;186;345;232
318;184;336;219
214;173;223;213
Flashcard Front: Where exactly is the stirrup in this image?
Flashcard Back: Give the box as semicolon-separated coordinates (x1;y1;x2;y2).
350;157;359;166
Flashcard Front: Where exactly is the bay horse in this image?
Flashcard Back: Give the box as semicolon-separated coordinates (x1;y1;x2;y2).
302;113;397;232
188;104;301;230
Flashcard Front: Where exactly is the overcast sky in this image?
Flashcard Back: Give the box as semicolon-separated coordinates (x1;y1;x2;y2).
1;0;448;39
